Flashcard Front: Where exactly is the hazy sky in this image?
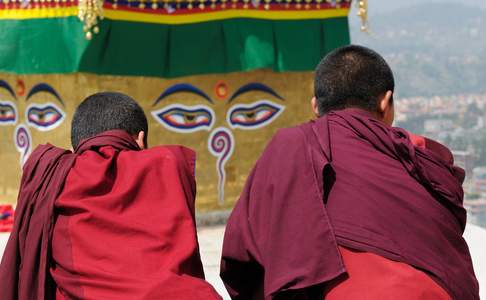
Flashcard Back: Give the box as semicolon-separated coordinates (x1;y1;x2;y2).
348;0;486;33
351;0;486;15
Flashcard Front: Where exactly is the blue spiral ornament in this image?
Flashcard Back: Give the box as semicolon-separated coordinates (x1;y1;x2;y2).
208;127;235;204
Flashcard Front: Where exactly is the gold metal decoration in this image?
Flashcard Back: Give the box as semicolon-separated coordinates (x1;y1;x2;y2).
356;0;368;32
162;0;169;10
304;0;311;10
263;0;270;10
78;0;104;40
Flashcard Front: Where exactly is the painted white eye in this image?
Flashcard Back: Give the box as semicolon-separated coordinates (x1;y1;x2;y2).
0;101;17;125
25;103;65;131
151;104;215;133
227;100;285;130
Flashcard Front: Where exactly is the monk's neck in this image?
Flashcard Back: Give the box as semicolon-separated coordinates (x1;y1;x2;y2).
335;107;383;122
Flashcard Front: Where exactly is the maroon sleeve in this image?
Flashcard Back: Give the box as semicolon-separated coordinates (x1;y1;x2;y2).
0;145;74;300
407;131;465;185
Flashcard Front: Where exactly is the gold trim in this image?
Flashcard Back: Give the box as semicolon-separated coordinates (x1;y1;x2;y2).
104;7;350;24
0;7;77;18
0;6;349;23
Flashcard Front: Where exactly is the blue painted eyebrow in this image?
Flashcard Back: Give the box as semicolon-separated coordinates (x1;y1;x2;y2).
0;80;16;100
26;83;64;106
228;83;284;103
153;83;213;106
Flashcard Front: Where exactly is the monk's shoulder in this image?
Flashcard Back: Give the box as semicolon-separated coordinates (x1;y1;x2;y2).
258;124;312;165
134;145;195;174
142;145;194;160
270;123;309;146
30;143;65;157
24;144;69;169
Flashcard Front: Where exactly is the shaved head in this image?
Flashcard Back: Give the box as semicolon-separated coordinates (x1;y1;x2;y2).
71;92;148;149
314;45;395;115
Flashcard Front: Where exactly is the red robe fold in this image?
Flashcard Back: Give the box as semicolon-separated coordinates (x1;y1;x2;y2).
323;246;452;300
220;109;478;300
0;130;221;300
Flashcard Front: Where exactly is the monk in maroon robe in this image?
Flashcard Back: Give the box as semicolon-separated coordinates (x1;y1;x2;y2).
0;92;221;300
220;46;479;300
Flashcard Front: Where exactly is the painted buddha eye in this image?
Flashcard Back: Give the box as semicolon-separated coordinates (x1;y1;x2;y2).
151;104;215;133
25;103;65;131
0;101;17;125
227;100;285;130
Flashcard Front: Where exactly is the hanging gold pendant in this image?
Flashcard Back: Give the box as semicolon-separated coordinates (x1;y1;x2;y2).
78;0;104;40
356;0;369;32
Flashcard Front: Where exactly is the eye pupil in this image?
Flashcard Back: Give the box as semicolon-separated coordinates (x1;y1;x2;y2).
246;112;255;119
185;115;196;122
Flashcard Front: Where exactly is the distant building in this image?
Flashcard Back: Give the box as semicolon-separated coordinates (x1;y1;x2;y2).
472;167;486;196
452;150;475;179
424;119;455;135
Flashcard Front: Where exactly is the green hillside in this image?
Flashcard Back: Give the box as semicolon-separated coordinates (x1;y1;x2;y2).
350;2;486;98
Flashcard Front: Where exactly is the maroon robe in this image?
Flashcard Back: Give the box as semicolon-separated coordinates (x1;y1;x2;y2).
0;130;221;300
220;108;479;300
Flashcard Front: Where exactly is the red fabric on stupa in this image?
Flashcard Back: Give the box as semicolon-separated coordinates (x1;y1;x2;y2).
0;204;14;232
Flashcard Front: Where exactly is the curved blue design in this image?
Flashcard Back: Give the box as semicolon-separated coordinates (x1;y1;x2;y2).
208;127;234;203
153;83;213;106
14;124;32;166
229;83;284;103
26;83;65;106
0;80;16;100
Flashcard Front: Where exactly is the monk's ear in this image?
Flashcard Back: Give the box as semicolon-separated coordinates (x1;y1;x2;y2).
378;90;394;125
311;97;320;118
135;131;146;149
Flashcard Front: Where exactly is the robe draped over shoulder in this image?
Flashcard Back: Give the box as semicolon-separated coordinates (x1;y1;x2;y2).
220;109;479;300
0;130;221;300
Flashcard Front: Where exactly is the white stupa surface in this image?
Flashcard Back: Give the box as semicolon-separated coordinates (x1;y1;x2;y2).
1;223;485;299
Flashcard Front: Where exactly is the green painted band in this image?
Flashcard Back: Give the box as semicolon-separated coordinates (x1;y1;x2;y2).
0;17;350;77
